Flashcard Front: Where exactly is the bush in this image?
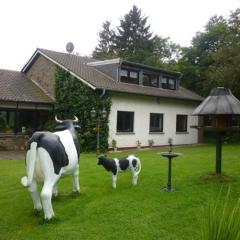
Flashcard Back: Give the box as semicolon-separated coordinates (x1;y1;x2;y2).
54;67;111;152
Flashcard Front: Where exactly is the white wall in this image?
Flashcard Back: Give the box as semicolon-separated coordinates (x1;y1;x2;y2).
108;92;199;148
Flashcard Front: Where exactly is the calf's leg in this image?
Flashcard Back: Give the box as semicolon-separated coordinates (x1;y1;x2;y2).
72;167;80;192
112;174;117;189
132;173;138;186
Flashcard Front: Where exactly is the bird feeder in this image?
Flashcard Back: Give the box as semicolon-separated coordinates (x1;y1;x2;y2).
192;87;240;174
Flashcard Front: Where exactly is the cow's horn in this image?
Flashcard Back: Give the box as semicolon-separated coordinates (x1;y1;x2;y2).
55;115;63;123
73;116;79;122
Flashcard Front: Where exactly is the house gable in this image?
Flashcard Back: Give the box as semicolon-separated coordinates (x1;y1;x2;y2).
25;54;56;98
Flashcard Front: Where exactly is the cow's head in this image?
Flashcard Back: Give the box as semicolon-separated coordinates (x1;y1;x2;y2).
55;116;80;131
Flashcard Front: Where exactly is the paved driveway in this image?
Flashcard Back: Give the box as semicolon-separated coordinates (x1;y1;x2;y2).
0;151;25;160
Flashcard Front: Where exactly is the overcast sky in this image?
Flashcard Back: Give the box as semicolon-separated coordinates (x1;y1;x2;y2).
1;0;239;71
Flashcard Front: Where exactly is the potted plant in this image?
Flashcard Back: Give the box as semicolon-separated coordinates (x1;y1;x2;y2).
112;139;117;152
136;140;141;149
148;139;154;148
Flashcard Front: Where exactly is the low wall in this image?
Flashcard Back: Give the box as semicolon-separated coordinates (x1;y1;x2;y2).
0;134;29;150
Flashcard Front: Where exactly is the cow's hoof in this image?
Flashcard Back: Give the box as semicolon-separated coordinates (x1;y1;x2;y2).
71;191;80;198
32;209;42;216
42;216;58;224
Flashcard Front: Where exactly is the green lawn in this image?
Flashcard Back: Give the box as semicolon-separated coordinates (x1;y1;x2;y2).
0;144;240;240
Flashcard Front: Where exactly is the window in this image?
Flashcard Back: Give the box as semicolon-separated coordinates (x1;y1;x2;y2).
117;111;134;132
204;116;212;127
143;73;158;87
120;69;128;82
161;77;168;89
168;78;176;90
120;69;139;84
0;110;15;133
231;116;240;127
150;113;163;132
161;76;176;90
176;115;188;132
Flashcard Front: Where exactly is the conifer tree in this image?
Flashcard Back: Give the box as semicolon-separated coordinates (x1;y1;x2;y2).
115;5;153;61
93;21;116;59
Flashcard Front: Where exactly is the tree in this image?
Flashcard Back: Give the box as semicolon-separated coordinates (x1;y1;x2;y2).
115;5;153;62
207;9;240;99
179;15;229;97
92;5;183;68
92;21;116;60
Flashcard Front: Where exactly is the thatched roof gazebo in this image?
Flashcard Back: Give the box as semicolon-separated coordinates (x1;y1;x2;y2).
192;87;240;174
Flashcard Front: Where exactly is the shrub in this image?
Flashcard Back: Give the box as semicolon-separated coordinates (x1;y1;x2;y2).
54;67;111;152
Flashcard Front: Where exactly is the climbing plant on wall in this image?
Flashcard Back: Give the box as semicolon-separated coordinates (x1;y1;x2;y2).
54;66;111;152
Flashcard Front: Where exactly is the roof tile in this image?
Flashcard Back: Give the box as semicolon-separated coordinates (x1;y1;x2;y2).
0;69;54;103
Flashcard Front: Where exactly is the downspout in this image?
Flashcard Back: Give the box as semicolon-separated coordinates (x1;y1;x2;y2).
177;73;183;89
99;88;106;98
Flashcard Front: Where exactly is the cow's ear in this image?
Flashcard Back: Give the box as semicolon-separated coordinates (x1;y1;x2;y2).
55;125;66;131
74;124;81;129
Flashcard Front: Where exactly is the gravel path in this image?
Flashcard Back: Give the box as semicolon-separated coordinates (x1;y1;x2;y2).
0;151;25;160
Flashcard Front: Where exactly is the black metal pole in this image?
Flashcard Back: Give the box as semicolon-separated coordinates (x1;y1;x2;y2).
216;132;222;174
167;157;172;191
96;119;100;156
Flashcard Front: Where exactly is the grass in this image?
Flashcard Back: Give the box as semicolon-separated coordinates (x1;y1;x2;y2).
0;144;240;240
202;187;240;240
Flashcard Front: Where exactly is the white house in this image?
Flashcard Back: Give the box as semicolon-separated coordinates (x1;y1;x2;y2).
0;48;202;149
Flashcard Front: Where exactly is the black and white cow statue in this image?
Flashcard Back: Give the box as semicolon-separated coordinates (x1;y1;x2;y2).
98;155;141;188
21;116;80;220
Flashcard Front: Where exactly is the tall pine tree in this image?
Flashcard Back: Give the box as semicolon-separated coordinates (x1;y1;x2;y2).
115;5;153;62
92;5;181;67
93;21;116;60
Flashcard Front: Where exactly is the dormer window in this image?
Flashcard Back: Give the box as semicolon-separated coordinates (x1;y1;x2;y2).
120;69;139;84
168;78;176;90
143;73;158;87
161;76;176;90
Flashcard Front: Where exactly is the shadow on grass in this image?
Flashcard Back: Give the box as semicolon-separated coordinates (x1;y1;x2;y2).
200;172;237;182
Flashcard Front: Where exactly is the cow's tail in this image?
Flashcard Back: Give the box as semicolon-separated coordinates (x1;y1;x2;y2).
21;142;37;187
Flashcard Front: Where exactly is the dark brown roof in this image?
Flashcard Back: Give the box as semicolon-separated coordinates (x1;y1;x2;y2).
23;48;203;102
0;69;54;104
193;87;240;115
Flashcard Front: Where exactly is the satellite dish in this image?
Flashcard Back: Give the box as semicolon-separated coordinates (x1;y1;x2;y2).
66;42;74;54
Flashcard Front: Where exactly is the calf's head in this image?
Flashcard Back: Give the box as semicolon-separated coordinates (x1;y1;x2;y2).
98;155;108;165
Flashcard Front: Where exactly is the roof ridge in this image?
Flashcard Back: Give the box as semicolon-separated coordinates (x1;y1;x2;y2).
39;48;117;83
38;48;93;62
0;69;20;73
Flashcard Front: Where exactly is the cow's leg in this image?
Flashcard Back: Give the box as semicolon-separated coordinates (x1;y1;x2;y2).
72;168;80;192
53;184;58;197
28;179;42;210
112;174;117;189
41;181;55;219
41;178;60;220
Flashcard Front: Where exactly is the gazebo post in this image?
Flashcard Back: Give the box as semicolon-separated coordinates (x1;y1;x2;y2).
216;132;223;174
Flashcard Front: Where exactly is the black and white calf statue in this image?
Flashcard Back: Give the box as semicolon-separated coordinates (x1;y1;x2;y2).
98;155;141;188
21;116;80;220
